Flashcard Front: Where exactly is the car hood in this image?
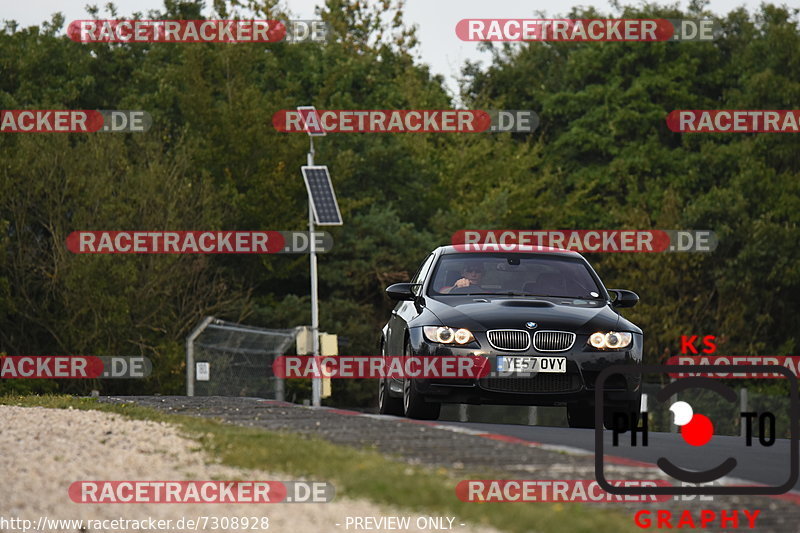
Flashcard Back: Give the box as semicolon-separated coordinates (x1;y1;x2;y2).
423;296;641;334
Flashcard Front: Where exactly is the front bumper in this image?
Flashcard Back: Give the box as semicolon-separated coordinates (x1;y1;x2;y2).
402;326;643;406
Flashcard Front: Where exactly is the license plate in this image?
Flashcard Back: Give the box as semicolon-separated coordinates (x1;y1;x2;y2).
496;356;567;373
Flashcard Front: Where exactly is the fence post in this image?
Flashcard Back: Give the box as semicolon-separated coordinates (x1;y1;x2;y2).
186;316;215;396
740;387;748;438
528;406;538;426
670;378;678;433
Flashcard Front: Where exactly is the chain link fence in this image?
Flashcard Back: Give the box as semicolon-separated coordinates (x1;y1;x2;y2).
186;317;298;399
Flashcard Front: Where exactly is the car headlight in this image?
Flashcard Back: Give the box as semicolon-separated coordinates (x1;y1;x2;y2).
589;331;633;350
423;326;475;345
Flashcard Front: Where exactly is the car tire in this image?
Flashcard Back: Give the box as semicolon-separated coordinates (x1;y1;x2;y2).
402;342;441;420
603;399;641;431
378;377;404;416
566;403;596;428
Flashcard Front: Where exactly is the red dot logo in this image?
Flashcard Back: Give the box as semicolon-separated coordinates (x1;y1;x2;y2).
681;413;714;446
670;401;714;446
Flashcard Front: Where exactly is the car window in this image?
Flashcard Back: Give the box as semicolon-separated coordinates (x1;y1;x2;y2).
410;253;435;295
428;253;603;298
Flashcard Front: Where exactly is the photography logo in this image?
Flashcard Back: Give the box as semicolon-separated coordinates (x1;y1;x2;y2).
594;364;799;495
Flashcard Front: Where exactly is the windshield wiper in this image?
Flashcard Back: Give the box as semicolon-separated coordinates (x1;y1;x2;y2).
450;291;588;298
455;291;519;296
461;291;540;297
510;292;587;299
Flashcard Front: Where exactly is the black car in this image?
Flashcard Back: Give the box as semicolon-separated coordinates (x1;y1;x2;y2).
378;245;642;427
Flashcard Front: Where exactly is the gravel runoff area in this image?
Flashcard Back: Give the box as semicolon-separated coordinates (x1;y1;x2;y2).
98;396;800;533
0;404;503;533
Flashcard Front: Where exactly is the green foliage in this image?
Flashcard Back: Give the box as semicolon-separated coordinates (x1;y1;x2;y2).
461;4;800;369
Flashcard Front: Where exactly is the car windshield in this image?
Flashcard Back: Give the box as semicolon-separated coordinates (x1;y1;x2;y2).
428;253;604;299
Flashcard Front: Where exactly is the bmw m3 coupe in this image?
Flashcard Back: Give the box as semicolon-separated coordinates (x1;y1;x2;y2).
378;245;642;427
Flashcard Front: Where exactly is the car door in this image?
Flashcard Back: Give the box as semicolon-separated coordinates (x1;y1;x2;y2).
387;252;436;357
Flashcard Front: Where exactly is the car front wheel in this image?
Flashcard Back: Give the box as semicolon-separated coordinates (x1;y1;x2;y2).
566;403;596;428
402;342;441;420
378;377;404;416
567;398;642;429
603;398;641;431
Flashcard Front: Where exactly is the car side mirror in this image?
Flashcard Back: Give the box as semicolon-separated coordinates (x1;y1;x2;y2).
609;289;639;308
386;283;418;301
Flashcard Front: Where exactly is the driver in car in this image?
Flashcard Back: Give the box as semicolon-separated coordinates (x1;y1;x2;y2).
440;263;485;293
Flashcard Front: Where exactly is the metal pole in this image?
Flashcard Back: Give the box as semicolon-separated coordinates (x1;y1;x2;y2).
528;406;538;426
669;378;678;433
308;137;321;407
740;387;748;438
185;316;215;396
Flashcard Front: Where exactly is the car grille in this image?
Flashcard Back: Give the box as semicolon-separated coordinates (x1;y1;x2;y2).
487;330;530;351
532;330;576;352
480;374;581;393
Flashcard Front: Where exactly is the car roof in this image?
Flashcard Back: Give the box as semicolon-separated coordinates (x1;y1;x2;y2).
436;244;583;257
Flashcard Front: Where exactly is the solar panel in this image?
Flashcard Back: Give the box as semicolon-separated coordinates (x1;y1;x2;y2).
302;166;343;226
297;105;326;136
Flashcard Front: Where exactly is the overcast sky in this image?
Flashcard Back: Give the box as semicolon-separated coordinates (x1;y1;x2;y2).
5;0;774;99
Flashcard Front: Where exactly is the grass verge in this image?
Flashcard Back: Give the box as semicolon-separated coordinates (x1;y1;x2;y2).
0;395;639;533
